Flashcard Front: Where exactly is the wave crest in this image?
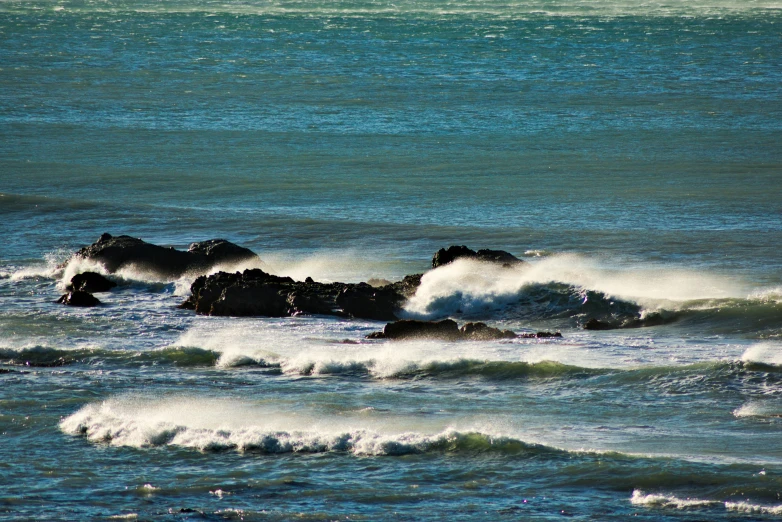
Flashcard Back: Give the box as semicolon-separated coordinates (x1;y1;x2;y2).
60;398;557;456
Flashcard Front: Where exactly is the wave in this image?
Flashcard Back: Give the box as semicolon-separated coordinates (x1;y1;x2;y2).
60;397;563;456
741;343;782;367
1;341;596;378
404;255;742;318
630;490;719;509
733;401;782;420
401;257;782;334
0;345;219;367
725;502;782;515
631;490;782;515
9;341;782;401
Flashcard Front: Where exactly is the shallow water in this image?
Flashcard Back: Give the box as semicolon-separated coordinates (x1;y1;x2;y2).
1;0;782;519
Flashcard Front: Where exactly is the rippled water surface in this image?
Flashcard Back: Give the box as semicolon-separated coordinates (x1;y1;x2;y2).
1;0;781;519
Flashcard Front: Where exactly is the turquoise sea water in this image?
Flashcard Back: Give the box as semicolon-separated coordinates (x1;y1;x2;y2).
1;0;782;519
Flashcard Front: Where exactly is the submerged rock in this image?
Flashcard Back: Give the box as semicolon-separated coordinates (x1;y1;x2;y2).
69;233;259;278
368;319;561;341
181;269;422;320
57;291;101;307
432;245;523;269
67;271;117;293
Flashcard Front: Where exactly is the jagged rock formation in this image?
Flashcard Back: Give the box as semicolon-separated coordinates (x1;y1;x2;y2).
69;233;259;278
180;270;422;321
66;272;117;293
432;245;523;269
56;291;101;307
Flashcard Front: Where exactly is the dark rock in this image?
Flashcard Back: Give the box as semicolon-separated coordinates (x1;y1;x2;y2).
584;318;616;330
286;288;334;316
336;284;405;321
187;239;257;266
432;245;523;269
385;274;423;298
369;320;563;341
380;319;462;341
70;233;259;279
460;322;517;340
432;245;475;268
181;268;417;320
57;291;101;307
518;331;563;338
210;284;290;317
475;249;524;267
67;272;117;293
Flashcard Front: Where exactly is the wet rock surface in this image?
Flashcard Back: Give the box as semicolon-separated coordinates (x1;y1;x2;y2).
368;319;561;341
70;233;259;278
67;272;117;293
181;269;422;321
57;291;101;307
432;245;523;269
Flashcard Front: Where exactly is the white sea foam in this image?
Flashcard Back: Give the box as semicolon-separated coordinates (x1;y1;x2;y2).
171;321;605;376
733;401;782;419
58;396;536;455
403;255;746;319
59;257;111;288
630;490;718;509
9;250;70;282
631;490;782;514
261;251;406;284
748;287;782;303
725;501;782;515
741;343;782;366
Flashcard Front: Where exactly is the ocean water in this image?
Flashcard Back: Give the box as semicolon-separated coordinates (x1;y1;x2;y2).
1;0;782;519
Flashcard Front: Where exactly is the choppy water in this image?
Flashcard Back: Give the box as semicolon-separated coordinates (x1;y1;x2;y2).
2;0;782;519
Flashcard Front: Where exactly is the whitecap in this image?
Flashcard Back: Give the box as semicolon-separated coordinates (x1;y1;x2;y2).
630;489;718;509
402;254;748;320
741;343;782;366
725;501;782;515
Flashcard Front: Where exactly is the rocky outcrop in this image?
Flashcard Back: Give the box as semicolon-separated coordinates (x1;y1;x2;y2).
180;269;422;320
70;233;259;278
57;291;101;307
460;321;518;340
66;272;117;293
432;245;523;269
367;320;561;341
368;319;463;341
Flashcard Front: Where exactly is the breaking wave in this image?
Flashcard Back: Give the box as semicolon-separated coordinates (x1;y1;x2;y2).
631;490;782;515
60;397;562;456
0;345;220;368
402;257;782;335
630;490;719;509
741;343;782;367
